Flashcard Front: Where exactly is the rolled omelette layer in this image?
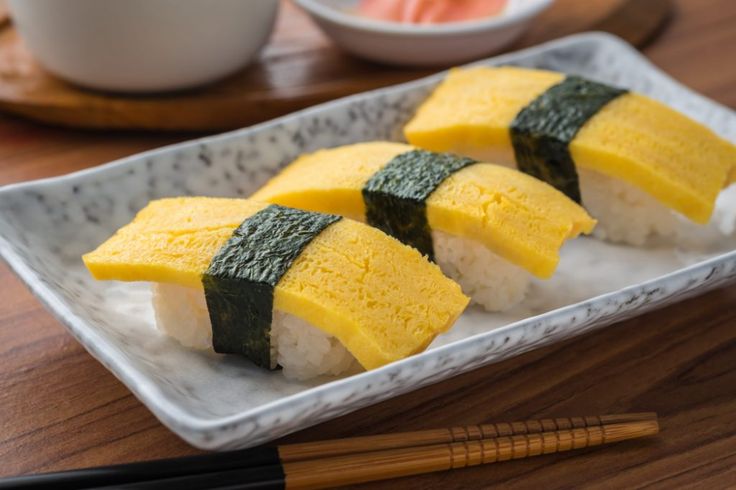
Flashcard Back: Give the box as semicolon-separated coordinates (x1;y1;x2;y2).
404;66;736;224
83;197;469;371
252;142;595;279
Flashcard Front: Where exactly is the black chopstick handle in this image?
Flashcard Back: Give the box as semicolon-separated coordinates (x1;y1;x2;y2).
91;465;286;490
0;447;281;490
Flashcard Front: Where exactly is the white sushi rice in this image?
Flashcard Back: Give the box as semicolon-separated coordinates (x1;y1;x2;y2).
152;283;356;380
153;282;212;350
432;230;531;312
270;311;356;380
578;167;681;246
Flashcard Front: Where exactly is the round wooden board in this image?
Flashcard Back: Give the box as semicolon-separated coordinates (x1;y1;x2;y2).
0;1;8;27
0;0;672;132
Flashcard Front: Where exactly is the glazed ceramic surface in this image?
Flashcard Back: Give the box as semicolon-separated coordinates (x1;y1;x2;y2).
8;0;279;92
1;33;735;450
294;0;553;66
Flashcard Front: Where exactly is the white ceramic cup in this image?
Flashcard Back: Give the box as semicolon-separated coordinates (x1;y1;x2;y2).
8;0;280;93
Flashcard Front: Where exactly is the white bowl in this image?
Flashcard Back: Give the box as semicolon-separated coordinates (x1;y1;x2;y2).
294;0;553;66
7;0;279;93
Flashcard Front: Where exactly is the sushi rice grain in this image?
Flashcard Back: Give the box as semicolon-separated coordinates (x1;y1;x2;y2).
432;230;531;311
152;283;357;380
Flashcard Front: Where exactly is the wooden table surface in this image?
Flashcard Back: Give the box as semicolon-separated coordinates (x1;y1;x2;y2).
1;0;735;487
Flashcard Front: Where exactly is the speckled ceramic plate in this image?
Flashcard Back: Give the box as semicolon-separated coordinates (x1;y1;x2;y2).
1;33;735;450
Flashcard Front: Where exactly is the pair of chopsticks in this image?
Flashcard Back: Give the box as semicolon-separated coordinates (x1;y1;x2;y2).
0;412;658;490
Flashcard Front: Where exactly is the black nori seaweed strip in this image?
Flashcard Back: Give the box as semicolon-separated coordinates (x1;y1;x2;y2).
363;149;477;261
202;205;341;369
510;75;627;203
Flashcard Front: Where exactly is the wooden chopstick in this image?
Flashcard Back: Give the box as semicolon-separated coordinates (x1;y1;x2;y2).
101;418;659;489
0;413;657;490
279;412;657;462
282;419;660;490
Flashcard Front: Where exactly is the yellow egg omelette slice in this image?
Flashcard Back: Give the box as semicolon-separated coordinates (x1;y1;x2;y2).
252;141;596;280
83;197;469;370
404;66;736;224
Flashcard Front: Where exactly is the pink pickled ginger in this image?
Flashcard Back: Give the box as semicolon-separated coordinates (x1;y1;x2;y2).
358;0;508;24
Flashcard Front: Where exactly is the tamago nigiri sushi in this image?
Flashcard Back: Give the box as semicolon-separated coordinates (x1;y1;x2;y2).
252;142;596;311
83;197;468;380
404;66;736;245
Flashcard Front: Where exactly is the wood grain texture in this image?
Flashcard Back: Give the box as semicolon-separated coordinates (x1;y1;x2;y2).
1;0;736;487
0;0;671;131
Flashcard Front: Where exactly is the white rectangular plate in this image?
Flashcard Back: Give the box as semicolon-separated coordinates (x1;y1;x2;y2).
1;33;735;450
